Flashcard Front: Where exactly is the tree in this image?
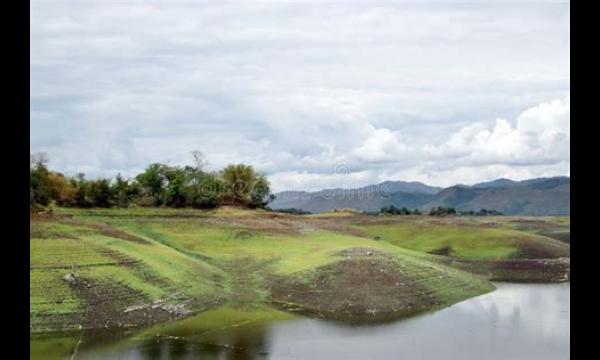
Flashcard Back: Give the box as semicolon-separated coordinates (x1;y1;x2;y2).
250;175;273;208
183;173;223;208
28;155;273;210
163;166;191;208
87;179;113;207
30;154;51;207
112;173;135;207
429;206;457;216
191;150;207;173
47;172;77;206
72;173;92;208
135;163;168;205
220;164;258;205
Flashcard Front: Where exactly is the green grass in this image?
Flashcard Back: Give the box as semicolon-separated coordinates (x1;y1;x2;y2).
113;218;466;275
30;237;113;268
492;216;571;243
355;221;567;259
30;217;229;332
106;215;495;305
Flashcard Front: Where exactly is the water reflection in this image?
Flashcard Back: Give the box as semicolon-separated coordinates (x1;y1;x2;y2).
31;283;569;360
264;283;569;359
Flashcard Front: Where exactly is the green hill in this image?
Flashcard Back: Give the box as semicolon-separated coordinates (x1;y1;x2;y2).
30;207;569;332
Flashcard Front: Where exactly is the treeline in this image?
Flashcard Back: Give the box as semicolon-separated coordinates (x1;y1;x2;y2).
380;206;421;215
30;153;274;211
270;207;312;215
379;205;504;217
429;207;504;216
428;206;457;216
458;208;504;216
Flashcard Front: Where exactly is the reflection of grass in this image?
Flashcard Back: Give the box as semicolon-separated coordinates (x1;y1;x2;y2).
136;304;296;339
30;334;81;360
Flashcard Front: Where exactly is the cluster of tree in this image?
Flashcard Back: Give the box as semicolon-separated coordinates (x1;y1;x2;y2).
459;209;504;216
380;205;421;215
269;207;312;215
428;206;457;216
30;153;274;211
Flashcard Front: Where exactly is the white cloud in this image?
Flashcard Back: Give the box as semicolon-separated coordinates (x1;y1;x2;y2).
268;95;570;191
517;95;570;153
431;95;570;167
353;128;412;163
30;1;570;190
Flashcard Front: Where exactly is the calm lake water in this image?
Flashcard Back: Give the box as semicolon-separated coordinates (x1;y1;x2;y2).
31;282;570;360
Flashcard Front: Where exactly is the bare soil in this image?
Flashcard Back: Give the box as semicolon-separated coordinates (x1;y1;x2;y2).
268;248;439;322
62;274;224;331
450;257;570;283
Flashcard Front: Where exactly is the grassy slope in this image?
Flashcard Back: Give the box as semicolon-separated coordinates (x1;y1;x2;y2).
31;207;569;332
135;304;296;340
30;215;227;332
499;216;571;243
65;208;494;320
353;216;570;259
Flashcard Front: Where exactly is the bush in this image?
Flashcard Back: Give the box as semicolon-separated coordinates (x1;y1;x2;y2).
381;206;420;215
429;206;457;216
271;208;312;215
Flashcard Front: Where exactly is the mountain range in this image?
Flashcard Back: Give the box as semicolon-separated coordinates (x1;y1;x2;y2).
269;176;570;215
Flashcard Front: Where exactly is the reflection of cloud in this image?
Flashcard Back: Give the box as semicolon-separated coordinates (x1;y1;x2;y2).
453;283;570;341
265;283;570;359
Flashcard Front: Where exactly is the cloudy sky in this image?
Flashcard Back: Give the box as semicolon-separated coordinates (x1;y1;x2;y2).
30;0;570;192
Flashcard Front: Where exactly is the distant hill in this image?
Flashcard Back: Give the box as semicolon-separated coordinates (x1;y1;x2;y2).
269;177;570;215
472;176;570;190
270;181;440;214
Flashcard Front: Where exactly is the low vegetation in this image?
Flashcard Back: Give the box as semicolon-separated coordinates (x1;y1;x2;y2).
428;206;457;216
380;206;421;215
458;208;505;216
269;207;312;215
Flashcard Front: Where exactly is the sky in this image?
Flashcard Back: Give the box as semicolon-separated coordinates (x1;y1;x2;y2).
30;0;570;192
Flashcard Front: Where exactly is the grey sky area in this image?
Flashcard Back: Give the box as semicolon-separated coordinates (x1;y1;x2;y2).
30;1;569;191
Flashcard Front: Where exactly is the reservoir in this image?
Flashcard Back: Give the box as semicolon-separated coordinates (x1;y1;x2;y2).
31;282;570;359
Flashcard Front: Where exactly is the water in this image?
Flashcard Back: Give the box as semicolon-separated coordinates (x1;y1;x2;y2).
31;283;570;360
